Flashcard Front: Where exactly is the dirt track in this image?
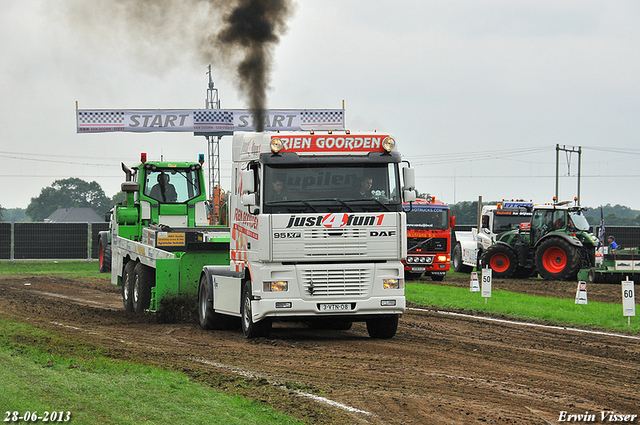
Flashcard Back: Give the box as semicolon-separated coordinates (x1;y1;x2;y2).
1;274;639;425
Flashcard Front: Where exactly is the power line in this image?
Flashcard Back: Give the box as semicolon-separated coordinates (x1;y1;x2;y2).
417;174;640;179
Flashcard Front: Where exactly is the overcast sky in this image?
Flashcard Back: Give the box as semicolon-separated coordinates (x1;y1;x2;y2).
2;1;640;211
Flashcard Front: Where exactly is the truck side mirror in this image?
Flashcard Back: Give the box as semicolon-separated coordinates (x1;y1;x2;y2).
450;215;456;228
403;190;416;203
240;170;255;193
241;193;257;207
403;167;416;191
481;215;489;229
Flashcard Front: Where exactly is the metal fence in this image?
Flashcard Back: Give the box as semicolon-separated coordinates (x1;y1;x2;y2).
451;225;640;249
1;222;639;261
0;222;110;261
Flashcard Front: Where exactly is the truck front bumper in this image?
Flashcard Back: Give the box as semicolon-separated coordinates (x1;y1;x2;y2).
251;295;405;322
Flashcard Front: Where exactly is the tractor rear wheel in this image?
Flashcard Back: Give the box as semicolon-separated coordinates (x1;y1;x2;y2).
480;244;517;279
98;238;111;273
535;238;581;281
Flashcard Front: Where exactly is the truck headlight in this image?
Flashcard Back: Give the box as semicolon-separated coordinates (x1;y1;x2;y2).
437;255;448;262
270;138;283;153
263;281;288;292
383;278;403;289
382;137;395;152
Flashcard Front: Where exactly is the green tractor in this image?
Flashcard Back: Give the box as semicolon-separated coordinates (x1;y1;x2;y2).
480;201;599;280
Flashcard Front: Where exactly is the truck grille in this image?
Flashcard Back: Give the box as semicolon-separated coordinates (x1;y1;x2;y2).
407;237;447;252
301;268;370;297
302;228;367;257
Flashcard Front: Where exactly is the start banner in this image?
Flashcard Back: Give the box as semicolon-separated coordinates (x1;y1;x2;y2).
76;109;345;134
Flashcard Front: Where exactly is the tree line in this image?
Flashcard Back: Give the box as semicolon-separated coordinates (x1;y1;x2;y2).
0;178;123;222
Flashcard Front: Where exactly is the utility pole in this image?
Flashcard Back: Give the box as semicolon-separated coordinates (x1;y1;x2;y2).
555;144;582;205
205;65;222;224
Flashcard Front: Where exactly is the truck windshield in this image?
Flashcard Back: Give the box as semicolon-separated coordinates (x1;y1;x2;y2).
405;208;448;230
569;211;590;231
143;168;202;204
493;214;531;233
263;163;401;213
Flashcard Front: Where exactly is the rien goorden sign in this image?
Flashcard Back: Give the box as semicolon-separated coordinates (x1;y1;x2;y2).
275;134;388;153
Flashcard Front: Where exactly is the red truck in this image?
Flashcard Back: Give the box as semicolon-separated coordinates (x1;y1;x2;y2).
403;197;454;281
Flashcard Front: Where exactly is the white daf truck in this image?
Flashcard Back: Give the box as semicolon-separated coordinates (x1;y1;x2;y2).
452;200;533;273
199;131;416;339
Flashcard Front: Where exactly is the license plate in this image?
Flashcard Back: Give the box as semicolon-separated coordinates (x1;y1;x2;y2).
319;303;351;312
411;266;426;272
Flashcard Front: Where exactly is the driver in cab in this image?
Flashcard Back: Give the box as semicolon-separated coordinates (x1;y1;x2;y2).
149;173;177;203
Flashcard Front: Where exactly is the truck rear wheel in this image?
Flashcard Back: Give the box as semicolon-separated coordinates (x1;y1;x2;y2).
133;263;154;313
535;238;581;281
241;280;272;338
480;244;517;279
122;261;136;312
366;315;399;339
452;244;473;273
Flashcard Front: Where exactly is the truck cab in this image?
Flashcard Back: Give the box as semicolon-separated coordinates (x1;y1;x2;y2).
403;197;454;281
453;201;533;273
200;131;416;339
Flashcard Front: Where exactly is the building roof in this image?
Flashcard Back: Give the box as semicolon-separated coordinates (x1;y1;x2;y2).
45;208;104;223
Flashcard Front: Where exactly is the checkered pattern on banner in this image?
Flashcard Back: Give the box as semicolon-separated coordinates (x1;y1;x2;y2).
78;111;124;125
193;110;233;124
300;110;344;126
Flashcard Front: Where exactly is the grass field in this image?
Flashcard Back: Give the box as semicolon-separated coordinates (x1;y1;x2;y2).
406;283;639;333
0;261;103;279
0;321;302;425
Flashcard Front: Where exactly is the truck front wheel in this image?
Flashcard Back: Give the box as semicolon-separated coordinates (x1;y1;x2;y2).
198;275;238;330
535;238;581;281
452;244;473;273
241;280;272;338
366;315;399;339
122;261;136;312
133;263;154;313
480;244;517;279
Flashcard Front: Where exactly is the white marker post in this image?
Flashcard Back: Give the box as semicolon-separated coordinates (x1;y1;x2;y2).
481;268;492;303
622;278;636;326
575;281;588;305
470;272;480;293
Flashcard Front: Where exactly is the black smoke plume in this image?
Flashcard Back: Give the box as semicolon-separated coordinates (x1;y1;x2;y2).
66;0;294;131
217;0;293;131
